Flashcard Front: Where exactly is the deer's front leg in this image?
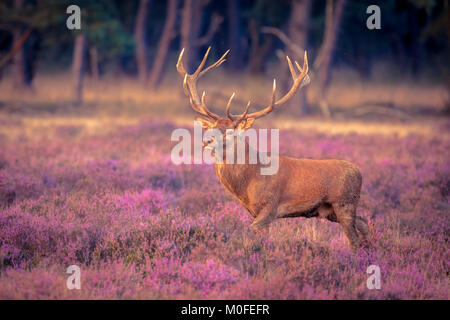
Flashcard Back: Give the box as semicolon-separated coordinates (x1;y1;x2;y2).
249;204;277;232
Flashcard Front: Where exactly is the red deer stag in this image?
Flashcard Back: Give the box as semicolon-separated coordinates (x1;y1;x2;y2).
176;47;369;249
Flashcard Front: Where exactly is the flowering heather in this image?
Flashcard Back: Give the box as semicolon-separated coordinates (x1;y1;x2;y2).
0;117;449;299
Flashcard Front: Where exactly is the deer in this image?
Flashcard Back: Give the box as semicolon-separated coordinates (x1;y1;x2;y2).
176;47;370;249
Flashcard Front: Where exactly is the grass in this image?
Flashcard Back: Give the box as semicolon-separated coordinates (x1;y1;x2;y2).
0;72;448;299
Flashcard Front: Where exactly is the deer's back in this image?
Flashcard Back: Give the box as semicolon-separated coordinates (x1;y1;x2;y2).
279;157;362;205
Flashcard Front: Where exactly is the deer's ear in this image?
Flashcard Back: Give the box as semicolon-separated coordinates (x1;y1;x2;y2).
195;117;215;129
237;118;255;130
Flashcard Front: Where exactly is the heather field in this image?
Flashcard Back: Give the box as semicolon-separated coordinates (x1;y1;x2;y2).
0;79;449;299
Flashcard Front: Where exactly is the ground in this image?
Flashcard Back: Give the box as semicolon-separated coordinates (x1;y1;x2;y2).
0;73;448;299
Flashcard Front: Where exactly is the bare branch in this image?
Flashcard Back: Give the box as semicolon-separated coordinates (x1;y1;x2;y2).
261;26;304;58
195;14;224;47
0;29;31;70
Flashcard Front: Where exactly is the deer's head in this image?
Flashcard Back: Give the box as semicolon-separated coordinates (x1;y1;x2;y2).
176;47;310;149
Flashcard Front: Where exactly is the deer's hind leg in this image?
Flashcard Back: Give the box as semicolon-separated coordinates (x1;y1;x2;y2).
318;203;337;222
250;204;277;233
333;203;362;249
355;216;370;244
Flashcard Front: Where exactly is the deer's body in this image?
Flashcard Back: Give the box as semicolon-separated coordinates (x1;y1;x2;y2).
214;149;367;248
216;157;361;220
176;47;370;249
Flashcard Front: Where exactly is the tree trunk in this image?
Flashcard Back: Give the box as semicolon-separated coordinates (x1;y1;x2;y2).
288;0;310;54
72;34;86;103
12;0;31;89
180;0;223;72
135;0;150;83
12;29;30;89
316;0;346;91
356;51;371;80
227;0;243;70
408;4;421;75
180;0;196;71
247;19;273;74
0;29;31;73
286;0;311;114
148;0;178;89
89;47;99;81
315;0;347;118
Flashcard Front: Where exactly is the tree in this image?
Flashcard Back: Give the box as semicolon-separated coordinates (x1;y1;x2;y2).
247;19;273;74
0;0;67;88
286;0;311;114
246;0;288;75
89;47;99;81
68;1;133;101
314;0;347;118
226;0;244;70
180;0;223;72
262;0;346;118
72;33;86;103
148;0;178;89
0;29;31;71
12;0;32;89
135;0;150;83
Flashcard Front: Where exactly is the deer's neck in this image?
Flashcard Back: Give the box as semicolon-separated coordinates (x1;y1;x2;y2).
214;162;258;204
213;140;259;203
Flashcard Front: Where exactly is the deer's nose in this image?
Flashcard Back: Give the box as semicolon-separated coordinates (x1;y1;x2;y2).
203;137;216;149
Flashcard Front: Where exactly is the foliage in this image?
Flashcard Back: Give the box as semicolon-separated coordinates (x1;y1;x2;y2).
1;0;448;78
0;116;448;299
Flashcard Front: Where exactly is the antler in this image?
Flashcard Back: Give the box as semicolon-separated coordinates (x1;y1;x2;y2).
176;47;229;120
177;48;310;124
244;51;309;120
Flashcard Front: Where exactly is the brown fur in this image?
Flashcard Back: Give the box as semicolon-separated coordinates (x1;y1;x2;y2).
200;118;370;249
177;48;369;249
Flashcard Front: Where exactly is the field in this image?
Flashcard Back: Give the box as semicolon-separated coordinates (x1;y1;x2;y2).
0;73;449;299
